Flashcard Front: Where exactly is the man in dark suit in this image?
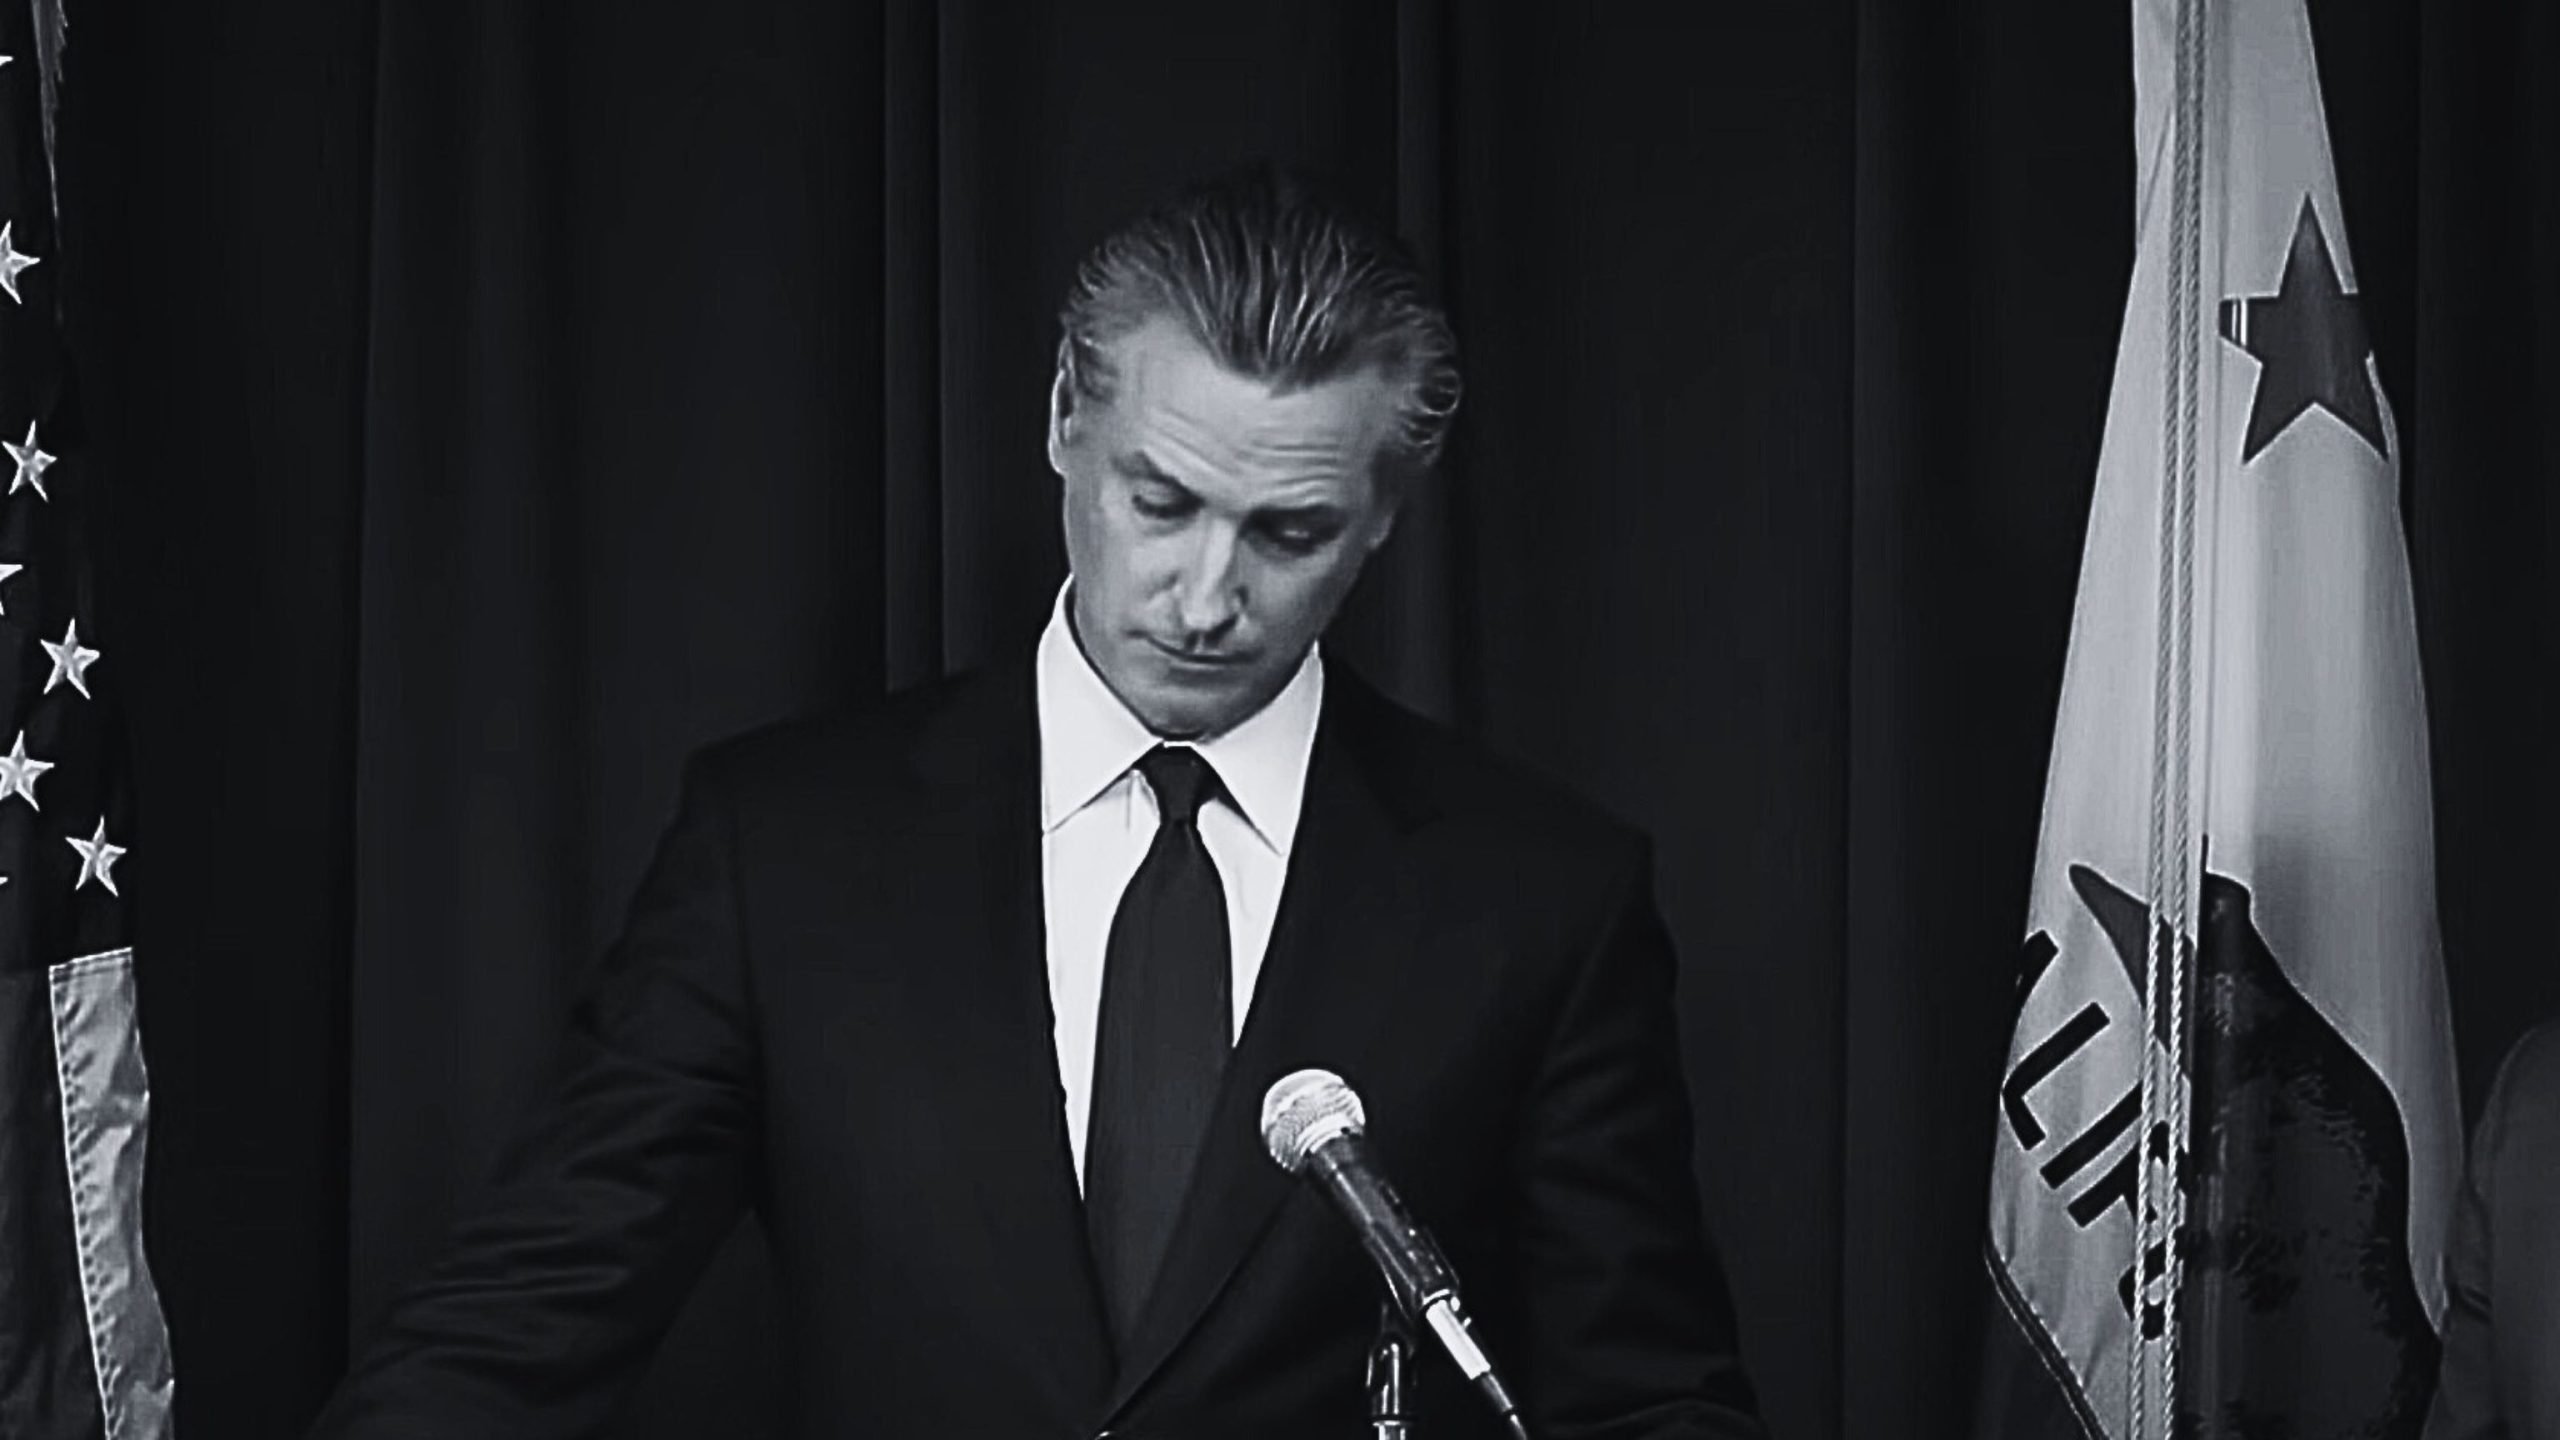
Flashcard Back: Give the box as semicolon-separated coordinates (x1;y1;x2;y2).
2425;1015;2560;1440
308;164;1765;1440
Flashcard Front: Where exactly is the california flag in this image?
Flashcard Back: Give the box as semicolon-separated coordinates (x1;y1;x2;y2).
1976;0;2462;1436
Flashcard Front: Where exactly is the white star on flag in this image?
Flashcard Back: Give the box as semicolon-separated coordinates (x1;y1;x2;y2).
0;728;52;808
7;420;51;499
68;817;126;895
0;561;21;616
41;617;98;698
0;221;37;304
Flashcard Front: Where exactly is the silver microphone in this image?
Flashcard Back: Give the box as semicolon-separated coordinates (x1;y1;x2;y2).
1261;1069;1529;1440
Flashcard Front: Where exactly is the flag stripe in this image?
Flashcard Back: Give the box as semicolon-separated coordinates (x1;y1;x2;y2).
0;966;106;1437
49;949;171;1440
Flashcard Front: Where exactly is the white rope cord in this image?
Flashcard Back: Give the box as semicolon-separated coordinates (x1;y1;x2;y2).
2132;1;2210;1435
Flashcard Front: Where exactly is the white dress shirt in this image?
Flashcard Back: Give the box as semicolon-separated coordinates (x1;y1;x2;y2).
1035;584;1323;1191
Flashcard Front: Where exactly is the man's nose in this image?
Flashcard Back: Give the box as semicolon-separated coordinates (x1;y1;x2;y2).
1171;527;1243;640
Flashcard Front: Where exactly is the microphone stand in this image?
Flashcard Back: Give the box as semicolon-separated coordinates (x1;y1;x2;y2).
1367;1299;1415;1440
1366;1282;1535;1440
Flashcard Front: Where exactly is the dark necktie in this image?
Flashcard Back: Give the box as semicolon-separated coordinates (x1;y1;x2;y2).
1084;744;1233;1348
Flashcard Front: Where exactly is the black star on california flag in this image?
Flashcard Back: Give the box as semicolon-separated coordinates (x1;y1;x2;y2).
2217;197;2390;464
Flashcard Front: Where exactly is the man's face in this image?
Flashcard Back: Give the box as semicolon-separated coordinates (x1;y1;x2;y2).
1049;316;1404;739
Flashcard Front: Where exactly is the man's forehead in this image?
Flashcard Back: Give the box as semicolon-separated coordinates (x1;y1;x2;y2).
1101;317;1397;443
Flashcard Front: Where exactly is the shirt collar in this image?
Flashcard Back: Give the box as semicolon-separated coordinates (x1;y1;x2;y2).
1034;581;1323;856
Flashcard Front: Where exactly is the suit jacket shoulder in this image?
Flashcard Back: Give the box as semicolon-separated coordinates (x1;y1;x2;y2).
2429;1015;2560;1440
2483;1017;2560;1144
683;667;981;784
670;663;1031;835
2475;1015;2560;1240
1321;668;1655;878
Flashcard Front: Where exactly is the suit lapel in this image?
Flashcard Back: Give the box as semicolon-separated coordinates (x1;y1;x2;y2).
1100;675;1432;1422
896;660;1115;1417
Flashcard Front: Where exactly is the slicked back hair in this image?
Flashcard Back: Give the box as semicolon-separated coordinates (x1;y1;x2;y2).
1055;163;1463;491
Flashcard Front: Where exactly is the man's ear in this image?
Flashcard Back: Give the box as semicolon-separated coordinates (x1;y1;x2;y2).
1047;368;1075;478
1364;505;1399;554
1362;474;1406;553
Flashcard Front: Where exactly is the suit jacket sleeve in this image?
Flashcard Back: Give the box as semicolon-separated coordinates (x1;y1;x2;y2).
1504;836;1767;1440
2423;1024;2541;1440
306;752;761;1440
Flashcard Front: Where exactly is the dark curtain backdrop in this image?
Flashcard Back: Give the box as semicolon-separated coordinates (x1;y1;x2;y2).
53;2;2555;1438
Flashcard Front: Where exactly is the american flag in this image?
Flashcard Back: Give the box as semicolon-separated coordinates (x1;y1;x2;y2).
0;0;177;1435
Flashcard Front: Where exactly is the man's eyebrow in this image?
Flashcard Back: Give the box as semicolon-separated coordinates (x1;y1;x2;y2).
1249;500;1348;525
1111;451;1182;485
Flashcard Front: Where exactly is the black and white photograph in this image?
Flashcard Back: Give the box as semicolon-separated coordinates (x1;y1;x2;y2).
0;2;2554;1438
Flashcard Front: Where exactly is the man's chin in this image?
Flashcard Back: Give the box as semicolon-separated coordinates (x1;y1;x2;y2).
1133;701;1233;742
1128;677;1253;741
